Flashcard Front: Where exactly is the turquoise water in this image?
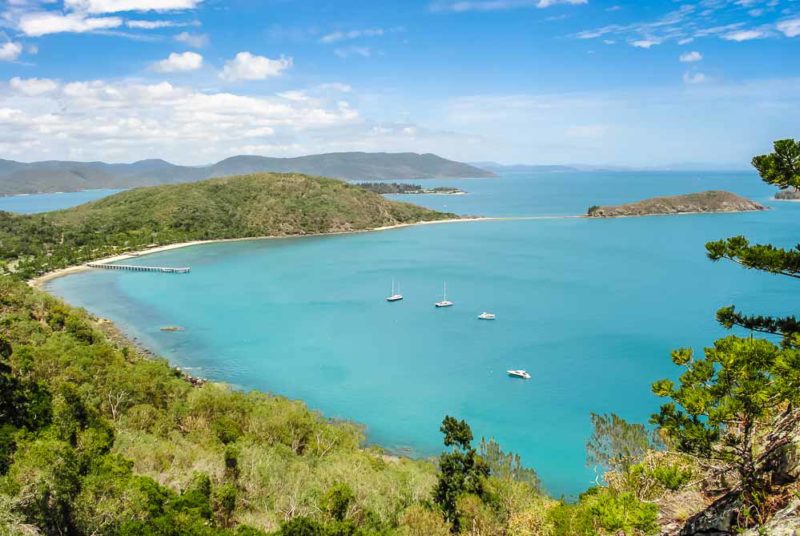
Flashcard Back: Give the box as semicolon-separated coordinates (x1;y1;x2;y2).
0;189;122;214
46;171;800;497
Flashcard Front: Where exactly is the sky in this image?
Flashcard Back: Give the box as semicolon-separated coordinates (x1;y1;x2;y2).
0;0;798;167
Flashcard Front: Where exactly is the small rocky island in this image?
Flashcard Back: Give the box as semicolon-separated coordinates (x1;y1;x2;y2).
775;188;800;200
587;190;766;218
357;182;465;195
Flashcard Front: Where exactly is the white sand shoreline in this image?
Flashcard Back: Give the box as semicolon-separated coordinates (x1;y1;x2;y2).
30;207;763;289
30;215;534;288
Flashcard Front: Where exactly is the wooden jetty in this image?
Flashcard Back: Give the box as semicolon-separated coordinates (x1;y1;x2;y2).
87;263;190;274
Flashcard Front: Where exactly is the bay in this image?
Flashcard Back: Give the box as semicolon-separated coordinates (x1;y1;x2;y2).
45;171;800;497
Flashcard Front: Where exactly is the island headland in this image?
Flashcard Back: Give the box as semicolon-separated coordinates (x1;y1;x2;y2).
1;172;459;281
587;190;766;218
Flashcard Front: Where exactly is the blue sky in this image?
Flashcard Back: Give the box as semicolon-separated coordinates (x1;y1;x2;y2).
0;0;797;167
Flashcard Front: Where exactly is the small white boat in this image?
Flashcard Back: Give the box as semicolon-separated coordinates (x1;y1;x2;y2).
478;312;496;320
434;282;453;308
386;279;403;302
507;369;531;380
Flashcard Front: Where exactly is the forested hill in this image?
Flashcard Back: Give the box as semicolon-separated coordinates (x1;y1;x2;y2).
0;152;494;195
0;172;456;279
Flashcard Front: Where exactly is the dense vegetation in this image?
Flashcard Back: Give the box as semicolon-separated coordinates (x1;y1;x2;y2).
1;141;799;534
356;183;465;195
0;172;455;279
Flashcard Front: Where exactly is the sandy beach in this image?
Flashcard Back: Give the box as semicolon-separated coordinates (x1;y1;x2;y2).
29;214;591;289
27;216;495;288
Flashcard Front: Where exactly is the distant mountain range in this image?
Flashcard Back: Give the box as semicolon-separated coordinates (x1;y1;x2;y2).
0;152;494;196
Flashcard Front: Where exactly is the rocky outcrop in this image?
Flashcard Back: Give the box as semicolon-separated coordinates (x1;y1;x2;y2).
775;188;800;200
587;191;766;218
675;410;800;535
743;498;800;535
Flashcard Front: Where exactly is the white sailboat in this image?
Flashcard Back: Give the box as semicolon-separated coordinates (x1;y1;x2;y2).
434;282;453;308
386;279;403;302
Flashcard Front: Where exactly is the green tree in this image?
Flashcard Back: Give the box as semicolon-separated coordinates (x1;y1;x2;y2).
650;140;800;527
751;138;800;189
478;438;540;489
5;438;81;535
586;413;653;474
321;483;355;523
706;139;800;347
652;338;798;509
433;416;489;532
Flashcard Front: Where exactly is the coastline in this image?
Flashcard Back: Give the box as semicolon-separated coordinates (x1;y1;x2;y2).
29;216;500;289
29;207;761;289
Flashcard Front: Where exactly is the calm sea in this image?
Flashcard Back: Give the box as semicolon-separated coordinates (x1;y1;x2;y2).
45;171;800;497
0;189;123;214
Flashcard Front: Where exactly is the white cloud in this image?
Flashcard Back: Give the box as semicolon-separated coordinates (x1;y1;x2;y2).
777;18;800;38
320;28;386;44
18;12;122;36
63;0;202;14
0;77;361;162
317;83;352;93
334;46;371;58
9;77;59;95
0;42;22;62
683;71;708;84
220;52;292;81
175;31;208;48
631;39;659;48
576;3;779;47
431;0;586;12
679;50;702;62
153;51;203;72
722;29;767;41
537;0;585;6
127;19;181;29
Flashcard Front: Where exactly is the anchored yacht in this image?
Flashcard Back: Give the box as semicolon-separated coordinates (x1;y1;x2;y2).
507;370;531;380
434;282;453;308
478;312;496;320
386;279;403;302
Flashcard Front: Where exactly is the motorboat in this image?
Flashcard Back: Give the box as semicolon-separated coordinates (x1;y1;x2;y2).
478;312;496;320
507;369;531;379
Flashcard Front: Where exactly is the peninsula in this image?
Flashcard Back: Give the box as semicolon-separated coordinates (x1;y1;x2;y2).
357;182;466;195
587;190;766;218
1;172;456;280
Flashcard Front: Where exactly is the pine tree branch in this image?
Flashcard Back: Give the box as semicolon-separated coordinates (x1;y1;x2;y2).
716;306;800;342
706;236;800;279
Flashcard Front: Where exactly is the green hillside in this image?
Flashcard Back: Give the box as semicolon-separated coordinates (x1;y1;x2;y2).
0;172;455;279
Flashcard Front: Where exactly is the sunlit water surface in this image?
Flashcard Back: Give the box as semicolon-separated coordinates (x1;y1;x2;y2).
46;171;800;496
0;189;123;213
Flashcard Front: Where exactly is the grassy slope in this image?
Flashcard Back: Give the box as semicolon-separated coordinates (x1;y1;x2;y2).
0;173;456;279
0;278;437;534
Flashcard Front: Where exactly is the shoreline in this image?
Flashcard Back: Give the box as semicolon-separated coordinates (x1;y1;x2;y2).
29;207;761;289
29;215;508;288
